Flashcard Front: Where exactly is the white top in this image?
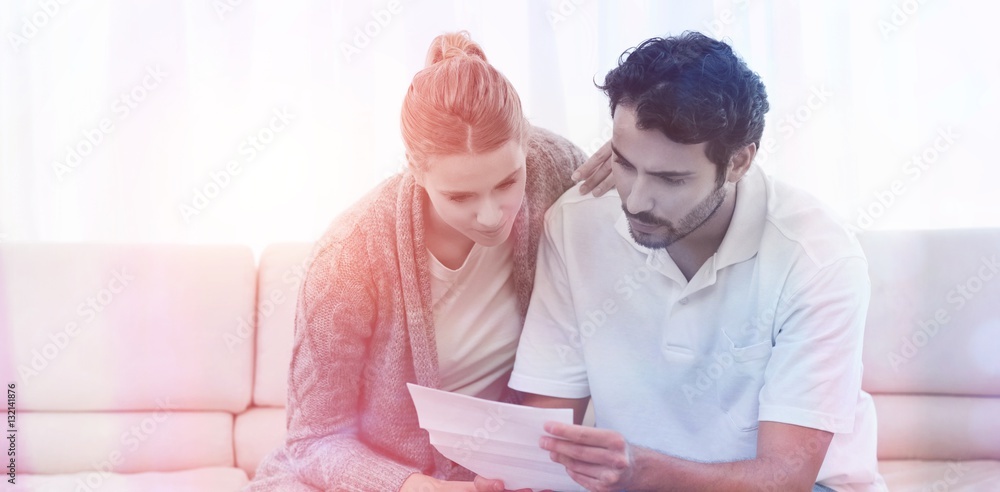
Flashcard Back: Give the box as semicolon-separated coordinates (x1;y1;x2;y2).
509;166;886;491
429;238;522;401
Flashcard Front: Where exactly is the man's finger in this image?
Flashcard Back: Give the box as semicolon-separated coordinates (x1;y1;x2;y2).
542;435;625;468
544;422;628;450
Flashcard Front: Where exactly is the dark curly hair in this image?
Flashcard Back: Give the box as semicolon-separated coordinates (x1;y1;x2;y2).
598;32;769;180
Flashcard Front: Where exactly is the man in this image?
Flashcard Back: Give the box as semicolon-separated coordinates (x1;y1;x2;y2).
509;32;886;491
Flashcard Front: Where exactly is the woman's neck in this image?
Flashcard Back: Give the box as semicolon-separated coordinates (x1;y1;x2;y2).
423;197;476;270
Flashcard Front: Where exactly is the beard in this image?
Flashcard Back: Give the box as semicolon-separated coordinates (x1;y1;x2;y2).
624;183;728;249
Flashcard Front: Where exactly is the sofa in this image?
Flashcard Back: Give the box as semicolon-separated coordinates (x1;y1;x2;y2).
1;230;998;491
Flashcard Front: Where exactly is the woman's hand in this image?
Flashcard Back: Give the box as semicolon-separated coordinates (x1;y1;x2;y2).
573;140;615;196
400;473;530;492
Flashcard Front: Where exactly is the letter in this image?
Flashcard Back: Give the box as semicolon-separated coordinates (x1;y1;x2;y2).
120;430;139;452
225;159;242;176
921;147;939;164
48;330;69;349
585;308;606;327
273;106;294;128
875;187;895;208
144;65;167;87
855;207;874;230
17;365;38;383
917;317;939;336
811;84;832;104
387;0;402;15
53;161;73;181
372;7;391;27
614;279;634;300
547;10;567;25
179;203;200;222
602;298;618;314
111;99;130;120
270;288;285;304
210;168;231;189
213;0;235;20
890;4;909;25
890;179;905;196
682;384;703;403
77;301;96;323
937;126;958;146
257;127;275;145
903;159;922;181
982;255;1000;275
7;32;28;52
879;19;898;40
223;332;241;352
946;289;966;311
935;309;950;326
340;41;361;62
238;141;257;162
352;28;370;49
20;17;39;39
911;330;928;348
83;126;104;147
965;276;983;294
777;118;794;140
713;349;734;368
129;85;148;104
899;336;918;358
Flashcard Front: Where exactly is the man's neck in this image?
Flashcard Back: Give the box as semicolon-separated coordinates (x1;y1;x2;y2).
667;185;738;281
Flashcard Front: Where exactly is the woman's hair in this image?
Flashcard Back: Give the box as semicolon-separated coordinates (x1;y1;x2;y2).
401;31;526;172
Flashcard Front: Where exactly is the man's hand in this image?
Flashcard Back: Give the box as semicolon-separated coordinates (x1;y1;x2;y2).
574;140;615;196
540;421;640;492
400;473;531;492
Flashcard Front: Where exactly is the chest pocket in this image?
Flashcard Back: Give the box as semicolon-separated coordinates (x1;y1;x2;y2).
714;335;772;432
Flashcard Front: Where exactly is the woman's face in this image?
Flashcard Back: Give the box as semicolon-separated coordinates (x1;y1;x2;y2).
419;139;527;247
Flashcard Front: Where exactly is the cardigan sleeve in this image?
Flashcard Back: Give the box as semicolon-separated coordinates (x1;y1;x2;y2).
282;234;420;491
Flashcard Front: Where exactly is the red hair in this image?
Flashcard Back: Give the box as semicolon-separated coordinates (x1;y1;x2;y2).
400;31;526;172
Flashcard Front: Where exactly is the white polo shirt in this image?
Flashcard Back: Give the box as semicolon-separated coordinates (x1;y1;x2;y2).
509;166;885;491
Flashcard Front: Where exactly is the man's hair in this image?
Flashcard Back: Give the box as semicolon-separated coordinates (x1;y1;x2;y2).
598;31;769;175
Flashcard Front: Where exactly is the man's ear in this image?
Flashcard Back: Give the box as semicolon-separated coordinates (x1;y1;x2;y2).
726;143;756;183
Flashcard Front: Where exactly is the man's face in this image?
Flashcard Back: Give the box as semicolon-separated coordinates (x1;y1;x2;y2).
611;105;728;249
419;139;527;247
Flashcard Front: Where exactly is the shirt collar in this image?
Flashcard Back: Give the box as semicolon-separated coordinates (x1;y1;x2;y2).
614;164;769;273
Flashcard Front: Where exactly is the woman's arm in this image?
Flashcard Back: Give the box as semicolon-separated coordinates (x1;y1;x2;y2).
282;237;419;491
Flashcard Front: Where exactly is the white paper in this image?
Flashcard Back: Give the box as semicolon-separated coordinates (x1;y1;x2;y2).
407;383;586;492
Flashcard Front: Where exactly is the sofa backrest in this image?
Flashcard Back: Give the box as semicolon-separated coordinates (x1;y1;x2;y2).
0;243;256;474
252;243;313;408
858;229;1000;461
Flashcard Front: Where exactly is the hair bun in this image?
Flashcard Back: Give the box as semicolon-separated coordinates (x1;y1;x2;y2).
425;31;487;67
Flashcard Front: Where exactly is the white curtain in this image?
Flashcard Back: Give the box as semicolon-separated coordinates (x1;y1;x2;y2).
2;0;998;255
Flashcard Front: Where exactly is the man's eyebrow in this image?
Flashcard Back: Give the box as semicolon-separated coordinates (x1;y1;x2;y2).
441;168;521;196
611;144;695;179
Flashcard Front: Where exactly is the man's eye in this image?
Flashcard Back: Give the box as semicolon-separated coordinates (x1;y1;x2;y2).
665;178;686;185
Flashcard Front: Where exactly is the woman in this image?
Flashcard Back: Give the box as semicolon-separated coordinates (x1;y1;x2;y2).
246;32;610;492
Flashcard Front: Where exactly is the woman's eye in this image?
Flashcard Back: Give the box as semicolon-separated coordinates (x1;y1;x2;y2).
614;158;634;171
497;181;515;190
448;196;470;203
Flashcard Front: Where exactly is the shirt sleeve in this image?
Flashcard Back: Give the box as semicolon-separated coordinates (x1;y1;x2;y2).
758;256;870;434
509;205;591;398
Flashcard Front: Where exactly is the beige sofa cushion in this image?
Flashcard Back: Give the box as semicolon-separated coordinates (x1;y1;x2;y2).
16;411;234;474
859;230;1000;396
252;243;312;407
879;460;1000;491
0;244;256;413
234;407;288;478
873;395;1000;460
14;467;248;492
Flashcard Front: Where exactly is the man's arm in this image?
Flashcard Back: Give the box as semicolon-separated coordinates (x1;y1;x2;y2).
540;420;832;492
521;392;590;426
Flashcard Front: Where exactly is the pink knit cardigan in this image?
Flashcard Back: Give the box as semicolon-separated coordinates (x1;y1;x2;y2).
246;127;584;491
